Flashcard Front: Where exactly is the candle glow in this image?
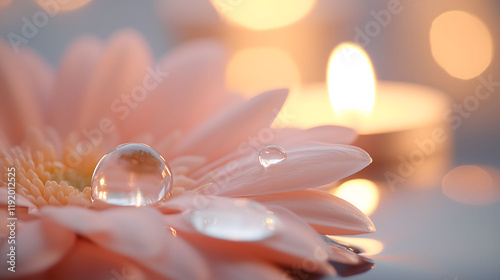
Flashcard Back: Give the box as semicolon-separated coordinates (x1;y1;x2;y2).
327;43;376;131
227;47;300;98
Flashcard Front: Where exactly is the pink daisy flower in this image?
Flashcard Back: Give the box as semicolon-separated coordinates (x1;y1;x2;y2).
0;30;375;279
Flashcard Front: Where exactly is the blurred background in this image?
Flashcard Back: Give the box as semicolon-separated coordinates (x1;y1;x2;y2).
1;0;499;279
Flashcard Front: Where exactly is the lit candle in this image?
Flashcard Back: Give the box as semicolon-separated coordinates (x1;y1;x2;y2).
277;43;452;186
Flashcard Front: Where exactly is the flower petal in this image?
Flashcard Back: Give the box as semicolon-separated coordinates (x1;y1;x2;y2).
328;244;375;277
46;239;149;280
196;144;371;196
48;35;103;136
162;195;335;275
0;40;43;144
77;30;153;134
189;125;357;180
170;155;207;175
206;257;291;280
122;39;228;142
40;206;209;279
174;89;288;161
40;206;166;259
275;125;358;147
0;188;39;215
0;219;76;277
18;47;54;118
251;189;375;235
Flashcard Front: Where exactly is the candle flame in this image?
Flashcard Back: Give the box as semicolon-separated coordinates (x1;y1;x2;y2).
327;43;376;129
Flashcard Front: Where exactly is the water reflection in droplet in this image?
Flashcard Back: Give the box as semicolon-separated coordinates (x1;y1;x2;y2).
258;145;287;167
91;143;172;207
189;198;279;241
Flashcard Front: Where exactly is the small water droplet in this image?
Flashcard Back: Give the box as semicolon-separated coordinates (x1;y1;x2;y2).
189;198;280;241
258;145;287;167
91;143;172;207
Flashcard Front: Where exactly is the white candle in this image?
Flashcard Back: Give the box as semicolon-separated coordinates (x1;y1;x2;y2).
276;43;452;187
276;43;449;135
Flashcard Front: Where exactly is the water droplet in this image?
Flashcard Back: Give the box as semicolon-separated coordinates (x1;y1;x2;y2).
91;143;172;207
189;198;280;241
258;145;287;167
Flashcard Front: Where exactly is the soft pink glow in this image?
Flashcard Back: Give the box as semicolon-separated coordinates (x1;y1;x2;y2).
442;165;500;205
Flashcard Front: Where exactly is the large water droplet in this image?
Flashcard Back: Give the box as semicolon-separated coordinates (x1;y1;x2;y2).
258;145;287;167
91;143;172;207
189;198;280;241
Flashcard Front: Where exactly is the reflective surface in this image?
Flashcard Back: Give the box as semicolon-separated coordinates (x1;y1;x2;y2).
91;143;173;207
258;145;287;168
189;198;280;241
346;181;500;280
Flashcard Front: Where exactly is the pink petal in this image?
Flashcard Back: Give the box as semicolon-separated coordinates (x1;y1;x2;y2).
265;206;336;275
149;232;211;280
328;244;375;277
47;239;149;280
328;243;367;265
0;40;43;144
41;206;209;279
189;150;246;180
275;125;358;147
189;125;357;180
0;219;76;277
122;39;228;142
49;36;104;136
76;30;153;135
251;189;375;235
206;257;291;280
162;195;335;275
174;89;288;161
0;188;39;215
40;206;166;259
18;47;54;119
195;144;371;197
169;155;207;174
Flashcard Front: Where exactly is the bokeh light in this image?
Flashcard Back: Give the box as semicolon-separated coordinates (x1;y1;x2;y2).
211;0;316;30
0;0;11;8
332;179;380;216
226;47;300;98
442;165;500;205
430;10;493;80
35;0;92;12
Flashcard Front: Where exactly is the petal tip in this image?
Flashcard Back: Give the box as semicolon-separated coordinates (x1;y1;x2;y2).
367;222;376;233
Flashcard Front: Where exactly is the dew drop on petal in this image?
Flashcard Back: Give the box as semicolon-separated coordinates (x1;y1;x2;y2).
189;198;280;241
91;143;173;207
258;145;287;167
